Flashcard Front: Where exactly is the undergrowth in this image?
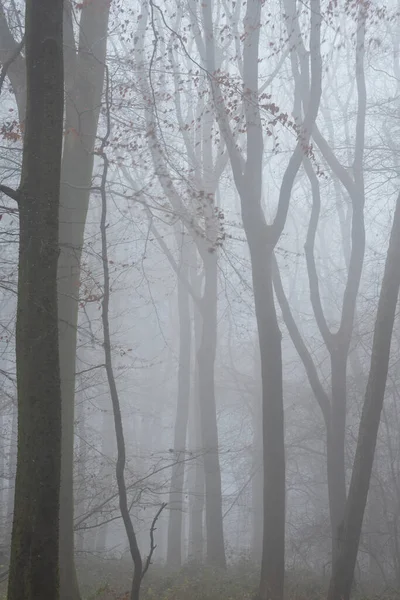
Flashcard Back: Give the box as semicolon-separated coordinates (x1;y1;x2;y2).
2;556;400;600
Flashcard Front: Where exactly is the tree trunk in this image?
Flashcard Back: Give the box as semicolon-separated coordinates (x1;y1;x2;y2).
249;247;285;600
166;243;191;568
188;292;204;562
251;343;263;563
197;254;226;568
58;4;110;597
328;351;348;561
327;194;400;600
95;404;114;555
7;0;64;597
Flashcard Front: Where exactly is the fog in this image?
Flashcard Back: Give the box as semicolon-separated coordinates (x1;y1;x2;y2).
1;1;400;599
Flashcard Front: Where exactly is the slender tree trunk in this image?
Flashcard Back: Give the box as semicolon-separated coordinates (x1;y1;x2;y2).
251;365;263;563
166;239;191;569
197;254;226;568
7;0;64;596
327;194;400;600
328;351;348;560
188;291;204;562
95;403;114;555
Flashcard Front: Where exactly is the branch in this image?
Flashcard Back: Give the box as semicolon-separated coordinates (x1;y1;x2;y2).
303;157;334;351
271;0;322;244
272;253;331;426
201;0;245;190
0;1;26;117
0;184;19;203
148;216;202;308
141;502;167;580
0;33;24;96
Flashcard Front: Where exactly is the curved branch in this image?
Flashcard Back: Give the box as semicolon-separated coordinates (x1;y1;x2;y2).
303;157;334;350
271;0;322;244
0;33;24;95
272;254;331;426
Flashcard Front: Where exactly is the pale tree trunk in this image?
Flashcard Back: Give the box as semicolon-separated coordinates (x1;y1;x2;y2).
58;3;110;597
188;284;205;562
251;343;263;563
95;403;115;555
166;231;192;569
197;252;226;568
4;0;64;595
327;193;400;600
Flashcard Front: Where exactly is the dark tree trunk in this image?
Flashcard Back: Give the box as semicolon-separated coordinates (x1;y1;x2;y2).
7;0;64;598
328;194;400;600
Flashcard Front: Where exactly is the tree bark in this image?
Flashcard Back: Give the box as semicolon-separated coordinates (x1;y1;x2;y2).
327;193;400;600
7;0;64;597
5;402;17;546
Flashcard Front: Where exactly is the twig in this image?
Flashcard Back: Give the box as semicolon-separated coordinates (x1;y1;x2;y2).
141;502;167;580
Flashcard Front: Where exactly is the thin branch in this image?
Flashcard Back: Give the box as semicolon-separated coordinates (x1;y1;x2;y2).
272;253;331;426
141;503;167;580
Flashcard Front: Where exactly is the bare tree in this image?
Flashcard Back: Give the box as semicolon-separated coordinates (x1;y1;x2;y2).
201;0;322;596
328;193;400;600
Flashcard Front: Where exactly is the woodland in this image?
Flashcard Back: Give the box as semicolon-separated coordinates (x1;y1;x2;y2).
1;0;400;599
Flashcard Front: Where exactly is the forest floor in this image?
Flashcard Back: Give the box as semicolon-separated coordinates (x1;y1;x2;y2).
1;555;400;599
75;556;400;600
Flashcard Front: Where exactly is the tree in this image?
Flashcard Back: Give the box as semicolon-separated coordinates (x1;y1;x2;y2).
328;192;400;600
202;0;322;596
98;80;166;599
0;0;64;596
133;3;228;566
